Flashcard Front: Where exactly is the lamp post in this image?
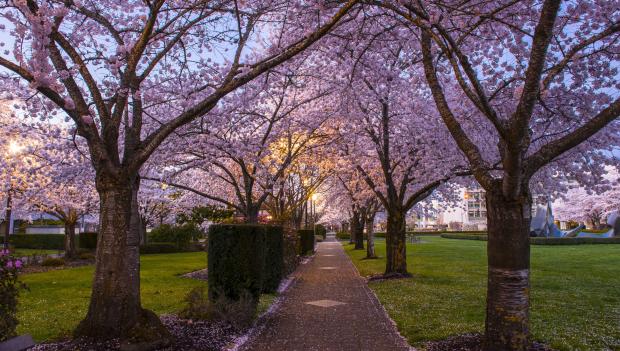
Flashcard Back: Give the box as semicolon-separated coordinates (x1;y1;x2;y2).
3;188;12;250
4;140;24;250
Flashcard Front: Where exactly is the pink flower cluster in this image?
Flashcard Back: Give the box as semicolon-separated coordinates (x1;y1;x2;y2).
0;249;23;269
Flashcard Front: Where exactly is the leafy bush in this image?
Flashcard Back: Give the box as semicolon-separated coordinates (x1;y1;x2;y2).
374;231;447;239
139;242;179;254
335;231;350;240
0;249;25;341
262;225;284;294
530;237;620;245
41;257;65;266
440;231;487;235
441;233;620;245
79;232;98;249
149;224;202;248
208;288;258;329
176;205;234;226
78;252;95;260
441;233;488;241
179;286;210;320
315;224;327;239
298;229;314;255
9;234;64;250
208;224;265;315
282;228;300;277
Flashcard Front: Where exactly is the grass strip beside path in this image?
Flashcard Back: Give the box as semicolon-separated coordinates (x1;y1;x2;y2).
17;252;208;341
344;236;620;351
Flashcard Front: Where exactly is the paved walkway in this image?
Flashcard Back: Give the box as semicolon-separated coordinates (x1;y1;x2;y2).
242;234;412;351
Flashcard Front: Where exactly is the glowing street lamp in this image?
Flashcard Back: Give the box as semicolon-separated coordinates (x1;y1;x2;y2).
8;140;24;155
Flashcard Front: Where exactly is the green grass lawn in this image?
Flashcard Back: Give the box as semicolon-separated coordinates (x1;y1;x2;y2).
345;237;620;351
17;252;209;341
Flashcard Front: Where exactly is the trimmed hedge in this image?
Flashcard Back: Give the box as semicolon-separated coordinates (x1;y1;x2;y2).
208;224;266;305
315;224;327;239
374;231;449;238
9;234;64;250
79;232;98;249
441;233;488;241
149;223;203;248
335;231;350;240
262;225;284;293
441;233;620;245
298;229;315;255
531;237;620;245
139;242;180;254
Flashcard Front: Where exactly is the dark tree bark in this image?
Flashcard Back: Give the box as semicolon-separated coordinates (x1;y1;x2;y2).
484;186;532;351
75;176;170;344
139;217;148;246
64;222;77;259
365;211;377;259
350;210;364;248
246;205;260;224
354;207;365;250
385;209;407;275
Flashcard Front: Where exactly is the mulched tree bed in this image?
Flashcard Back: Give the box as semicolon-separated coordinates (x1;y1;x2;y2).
424;333;556;351
31;315;241;351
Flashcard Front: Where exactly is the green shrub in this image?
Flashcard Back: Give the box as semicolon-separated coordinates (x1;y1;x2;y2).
209;289;258;329
149;224;202;248
78;252;95;260
374;231;446;239
208;224;265;311
315;224;327;239
9;234;64;250
336;231;350;240
440;231;487;235
530;237;620;245
441;234;620;245
440;234;488;241
179;286;210;320
262;225;284;294
139;242;179;254
298;229;314;255
1;251;24;341
41;257;64;267
78;232;98;249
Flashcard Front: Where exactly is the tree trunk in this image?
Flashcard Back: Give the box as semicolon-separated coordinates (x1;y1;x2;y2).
139;217;147;245
354;209;365;250
75;176;170;346
349;215;356;245
350;211;363;248
385;209;408;276
366;213;376;259
246;206;260;224
484;189;531;351
64;223;77;259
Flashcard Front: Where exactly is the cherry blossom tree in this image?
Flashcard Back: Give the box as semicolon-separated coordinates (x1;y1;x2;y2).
326;19;468;275
264;136;335;228
0;0;359;342
146;65;335;223
376;1;620;348
555;169;620;227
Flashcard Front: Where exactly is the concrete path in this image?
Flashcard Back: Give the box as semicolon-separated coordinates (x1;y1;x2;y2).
242;234;412;351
